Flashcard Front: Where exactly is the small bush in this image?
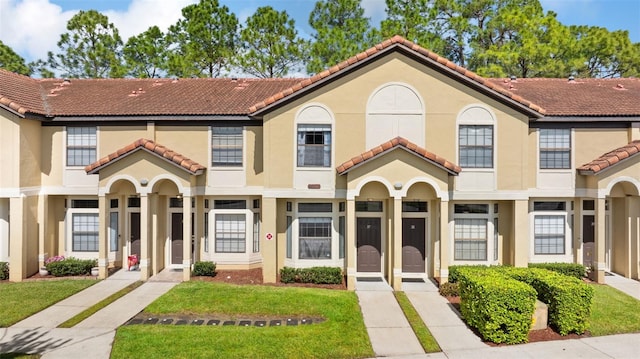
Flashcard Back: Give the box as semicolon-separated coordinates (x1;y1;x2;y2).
45;255;65;265
528;263;587;279
192;261;216;277
438;282;460;297
46;257;96;277
0;262;8;280
448;264;491;283
279;266;343;284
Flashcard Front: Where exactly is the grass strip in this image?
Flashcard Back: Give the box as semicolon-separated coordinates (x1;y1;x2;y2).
394;291;441;353
58;281;143;328
589;283;640;336
0;280;96;327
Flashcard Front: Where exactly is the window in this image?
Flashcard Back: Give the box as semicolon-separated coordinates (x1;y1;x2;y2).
215;214;245;253
67;127;97;166
298;203;332;212
355;201;383;212
109;212;118;252
454;218;487;260
212;126;242;167
204;212;209;252
299;217;331;259
540;129;570;169
454;204;489;214
459;125;493;168
533;202;565;211
72;213;99;252
286;216;293;259
253;212;260;253
534;215;565;254
338;216;345;259
403;201;428;212
297;124;331;167
214;200;246;209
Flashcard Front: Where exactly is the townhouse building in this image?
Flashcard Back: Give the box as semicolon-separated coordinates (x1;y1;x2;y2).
1;36;639;289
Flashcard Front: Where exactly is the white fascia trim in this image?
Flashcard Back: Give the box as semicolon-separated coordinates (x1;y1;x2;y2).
263;189;347;199
0;188;21;197
449;190;529;200
202;186;265;196
527;188;599;198
39;186;99;196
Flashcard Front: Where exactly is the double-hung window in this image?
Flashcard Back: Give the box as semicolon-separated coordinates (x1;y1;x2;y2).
212;126;243;167
539;129;570;169
215;214;246;253
459;125;493;168
297;124;331;167
454;204;489;261
69;199;99;252
299;217;332;259
533;201;567;255
67;127;97;166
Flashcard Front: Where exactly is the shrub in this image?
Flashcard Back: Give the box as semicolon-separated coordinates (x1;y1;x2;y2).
279;266;343;284
528;263;587;279
46;257;96;277
458;267;536;344
192;261;216;277
0;262;8;280
438;282;459;297
448;264;492;283
502;267;594;335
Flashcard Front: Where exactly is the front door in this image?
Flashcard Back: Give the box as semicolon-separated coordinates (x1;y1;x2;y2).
357;217;381;272
402;218;426;272
171;212;183;265
130;212;141;258
583;215;595;267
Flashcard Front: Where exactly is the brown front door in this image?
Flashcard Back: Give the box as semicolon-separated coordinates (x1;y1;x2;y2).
402;218;426;273
130;212;141;258
357;218;381;272
583;215;595;267
171;212;183;265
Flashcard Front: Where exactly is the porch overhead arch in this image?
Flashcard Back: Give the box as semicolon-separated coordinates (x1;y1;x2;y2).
103;174;143;195
349;176;396;200
401;177;448;200
602;176;640;197
147;174;189;196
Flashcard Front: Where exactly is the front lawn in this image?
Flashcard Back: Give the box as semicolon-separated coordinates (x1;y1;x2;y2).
0;280;96;327
589;283;640;336
111;282;373;359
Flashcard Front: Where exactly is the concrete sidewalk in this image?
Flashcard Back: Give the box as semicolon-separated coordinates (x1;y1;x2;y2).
0;269;177;359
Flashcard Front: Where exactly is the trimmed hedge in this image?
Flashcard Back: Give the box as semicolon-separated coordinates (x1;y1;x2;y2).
457;267;536;344
46;257;96;277
501;267;594;335
279;266;343;284
438;282;459;297
0;261;8;280
192;261;216;276
528;262;587;279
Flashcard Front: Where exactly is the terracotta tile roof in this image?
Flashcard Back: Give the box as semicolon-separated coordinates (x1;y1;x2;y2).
0;69;47;115
578;141;640;175
336;136;461;175
85;138;206;175
249;35;546;116
489;78;640;116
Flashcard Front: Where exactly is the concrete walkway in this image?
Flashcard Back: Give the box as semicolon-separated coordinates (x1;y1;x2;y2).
0;269;178;359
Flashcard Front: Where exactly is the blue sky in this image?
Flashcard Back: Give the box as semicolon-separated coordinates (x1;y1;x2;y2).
1;0;638;63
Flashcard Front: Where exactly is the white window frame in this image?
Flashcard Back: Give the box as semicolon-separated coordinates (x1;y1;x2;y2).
296;124;332;168
66;204;99;260
211;126;244;168
293;103;335;171
456;105;497;171
529;200;573;263
539;128;571;170
65;126;98;168
450;202;498;265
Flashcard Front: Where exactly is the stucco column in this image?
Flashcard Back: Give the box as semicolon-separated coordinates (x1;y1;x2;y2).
261;197;277;283
439;200;450;282
392;197;403;290
594;198;606;283
9;196;26;281
139;194;150;280
37;194;48;268
149;193;159;276
182;195;192;282
195;196;204;263
574;198;583;265
512;200;529;267
346;199;356;290
97;195;108;279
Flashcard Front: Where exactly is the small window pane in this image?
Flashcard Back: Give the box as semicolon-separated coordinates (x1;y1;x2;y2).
298;217;331;259
128;197;140;208
298;203;332;213
402;201;428;212
339;216;345;259
110;199;119;208
214;200;246;209
454;204;489;214
169;198;183;208
109;212;118;252
533;202;566;211
355;201;383;212
286;216;293;259
71;200;99;208
582;200;595;211
253;212;260;253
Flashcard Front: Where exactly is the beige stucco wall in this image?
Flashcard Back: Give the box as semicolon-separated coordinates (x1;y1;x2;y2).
154;126;208;168
0;111;20;189
575;129;629;189
262;52;531;191
20;119;42;188
40;126;63;186
99;125;147;155
246;126;263;186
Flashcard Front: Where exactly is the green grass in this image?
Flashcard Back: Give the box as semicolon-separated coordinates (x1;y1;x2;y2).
589;283;640;336
58;281;143;328
0;354;40;358
111;282;373;359
394;292;441;353
0;280;96;327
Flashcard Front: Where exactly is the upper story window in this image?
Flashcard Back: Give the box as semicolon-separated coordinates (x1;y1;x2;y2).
459;125;493;168
212;126;243;167
297;124;331;167
67;127;96;166
539;129;570;169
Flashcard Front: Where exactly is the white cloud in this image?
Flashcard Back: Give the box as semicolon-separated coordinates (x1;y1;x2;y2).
0;0;197;62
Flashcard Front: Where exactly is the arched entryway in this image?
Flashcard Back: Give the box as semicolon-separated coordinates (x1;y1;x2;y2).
606;180;640;279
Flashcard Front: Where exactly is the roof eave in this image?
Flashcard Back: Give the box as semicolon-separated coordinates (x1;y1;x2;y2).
86;147;205;175
337;146;460;176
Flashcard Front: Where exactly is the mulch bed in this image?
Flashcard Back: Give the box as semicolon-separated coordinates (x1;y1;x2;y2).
445;295;590;344
192;267;347;290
